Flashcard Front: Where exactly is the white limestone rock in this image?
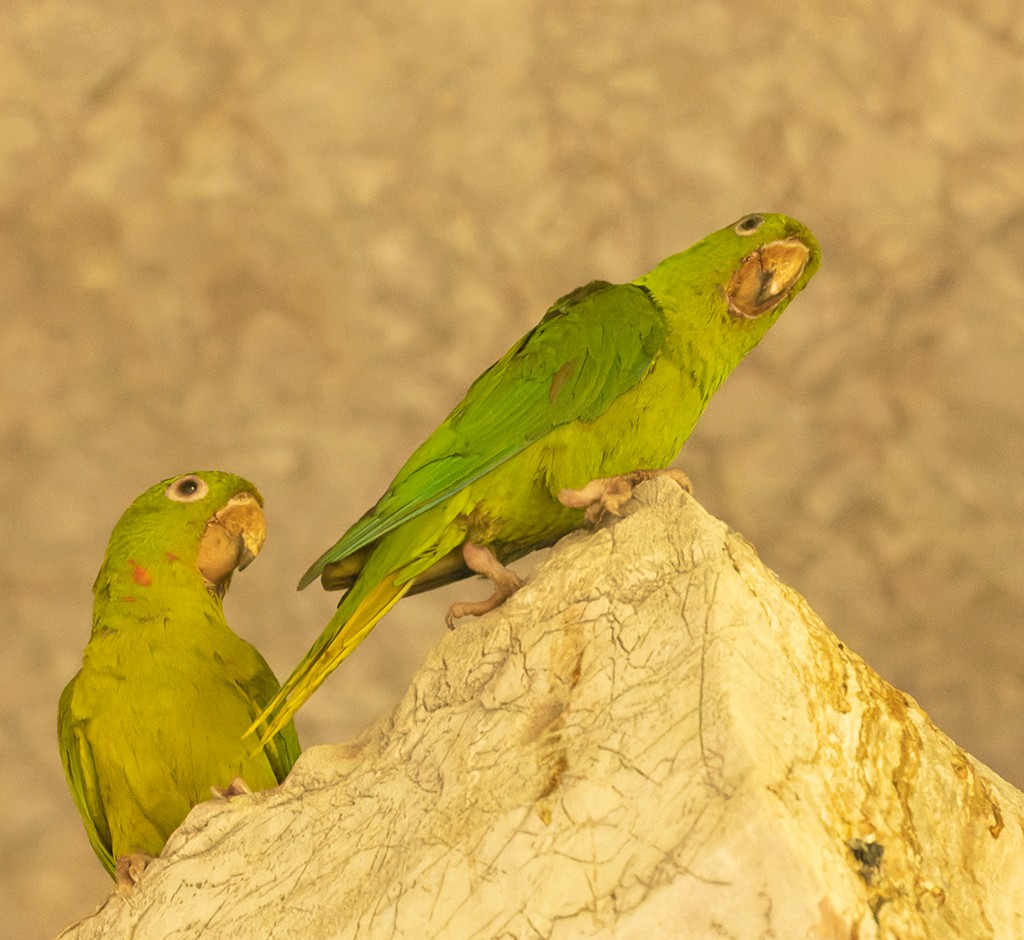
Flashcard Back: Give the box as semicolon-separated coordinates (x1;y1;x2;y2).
58;479;1024;939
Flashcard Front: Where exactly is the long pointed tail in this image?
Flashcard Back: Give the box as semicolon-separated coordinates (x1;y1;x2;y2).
248;574;414;748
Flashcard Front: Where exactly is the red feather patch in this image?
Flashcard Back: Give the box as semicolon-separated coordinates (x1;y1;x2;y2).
128;560;152;586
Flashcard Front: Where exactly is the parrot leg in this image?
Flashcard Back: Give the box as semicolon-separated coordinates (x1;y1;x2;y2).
445;541;524;626
558;467;693;525
211;776;253;799
115;852;154;892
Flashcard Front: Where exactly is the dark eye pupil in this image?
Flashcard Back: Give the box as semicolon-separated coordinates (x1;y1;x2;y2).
178;478;199;495
740;214;762;231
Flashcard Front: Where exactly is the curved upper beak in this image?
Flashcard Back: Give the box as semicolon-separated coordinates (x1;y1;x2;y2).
197;492;267;592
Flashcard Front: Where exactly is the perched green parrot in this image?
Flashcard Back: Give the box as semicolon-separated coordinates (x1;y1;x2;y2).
58;471;301;884
253;212;819;744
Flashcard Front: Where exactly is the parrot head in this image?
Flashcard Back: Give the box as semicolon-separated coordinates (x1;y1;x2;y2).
637;211;821;357
95;471;266;602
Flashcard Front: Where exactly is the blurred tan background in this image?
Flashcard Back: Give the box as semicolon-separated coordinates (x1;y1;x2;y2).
2;1;1022;936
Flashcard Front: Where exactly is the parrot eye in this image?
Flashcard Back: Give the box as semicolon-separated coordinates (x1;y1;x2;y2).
734;214;764;236
166;475;209;503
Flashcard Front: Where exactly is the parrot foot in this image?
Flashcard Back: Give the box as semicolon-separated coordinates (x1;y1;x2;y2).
211;776;253;799
558;467;693;525
114;852;154;893
446;541;524;627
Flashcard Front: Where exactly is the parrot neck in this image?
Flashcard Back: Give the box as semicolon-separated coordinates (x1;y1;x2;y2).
640;264;777;399
660;315;734;402
92;552;222;634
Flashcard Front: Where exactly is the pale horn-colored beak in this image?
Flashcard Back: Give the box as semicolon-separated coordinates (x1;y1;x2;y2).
727;237;811;320
197;492;267;594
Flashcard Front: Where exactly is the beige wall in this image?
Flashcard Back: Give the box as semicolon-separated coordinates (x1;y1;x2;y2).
3;2;1022;935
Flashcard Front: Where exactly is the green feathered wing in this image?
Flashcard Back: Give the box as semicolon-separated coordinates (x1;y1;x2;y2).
300;279;667;588
58;679;116;873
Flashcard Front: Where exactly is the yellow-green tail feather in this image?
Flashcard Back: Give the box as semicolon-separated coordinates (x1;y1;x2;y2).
248;574;414;747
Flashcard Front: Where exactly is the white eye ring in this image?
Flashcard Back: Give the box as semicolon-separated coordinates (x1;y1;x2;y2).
165;474;209;503
734;214;764;236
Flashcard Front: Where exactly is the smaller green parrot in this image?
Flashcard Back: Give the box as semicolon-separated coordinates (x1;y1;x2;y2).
253;212;820;745
58;471;301;884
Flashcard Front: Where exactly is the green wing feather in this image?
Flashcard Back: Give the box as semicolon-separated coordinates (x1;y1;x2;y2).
231;652;302;780
58;677;116;876
299;281;666;588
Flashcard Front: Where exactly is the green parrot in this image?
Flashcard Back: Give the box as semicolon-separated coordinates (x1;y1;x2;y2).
58;471;301;884
253;212;820;744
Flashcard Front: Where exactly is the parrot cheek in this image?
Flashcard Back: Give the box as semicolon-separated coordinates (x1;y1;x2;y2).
197;523;239;586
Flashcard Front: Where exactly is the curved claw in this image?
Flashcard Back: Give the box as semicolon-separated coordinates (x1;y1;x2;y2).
211;776;253;799
115;852;154;893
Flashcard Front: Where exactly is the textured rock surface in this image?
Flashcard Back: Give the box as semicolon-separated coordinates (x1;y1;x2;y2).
4;3;1023;936
57;483;1024;939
